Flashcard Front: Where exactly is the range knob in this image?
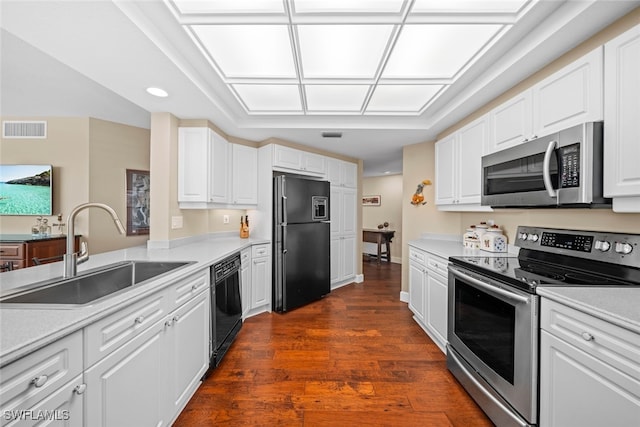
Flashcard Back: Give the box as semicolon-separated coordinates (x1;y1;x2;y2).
594;240;611;252
520;233;528;240
527;234;539;242
615;242;633;255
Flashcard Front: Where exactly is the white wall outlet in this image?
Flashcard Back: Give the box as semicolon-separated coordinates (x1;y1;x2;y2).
171;216;183;229
223;214;230;224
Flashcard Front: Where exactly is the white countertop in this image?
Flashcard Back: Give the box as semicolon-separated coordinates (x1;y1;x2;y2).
0;234;268;367
537;286;640;335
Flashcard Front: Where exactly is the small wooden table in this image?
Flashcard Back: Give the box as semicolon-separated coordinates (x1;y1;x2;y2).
363;229;395;265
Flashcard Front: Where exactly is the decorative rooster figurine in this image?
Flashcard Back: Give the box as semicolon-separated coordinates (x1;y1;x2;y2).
411;179;432;205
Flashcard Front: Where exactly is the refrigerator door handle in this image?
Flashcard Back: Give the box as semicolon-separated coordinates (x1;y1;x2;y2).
282;195;287;225
282;225;287;254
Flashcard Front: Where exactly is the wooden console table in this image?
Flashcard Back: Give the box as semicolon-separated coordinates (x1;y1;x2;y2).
0;234;80;271
363;229;395;265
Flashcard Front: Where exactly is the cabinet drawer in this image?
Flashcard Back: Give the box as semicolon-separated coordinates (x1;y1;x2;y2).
0;244;23;259
84;291;168;367
408;248;426;267
0;331;82;413
541;299;640;382
167;270;209;311
252;244;270;258
427;254;448;277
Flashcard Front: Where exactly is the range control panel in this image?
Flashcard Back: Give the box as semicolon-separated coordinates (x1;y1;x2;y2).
516;226;639;268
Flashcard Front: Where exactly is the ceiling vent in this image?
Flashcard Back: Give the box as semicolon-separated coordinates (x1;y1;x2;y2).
2;121;47;139
322;132;342;138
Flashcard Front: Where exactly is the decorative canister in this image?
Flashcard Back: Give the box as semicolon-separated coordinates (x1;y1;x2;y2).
481;226;508;253
463;225;479;249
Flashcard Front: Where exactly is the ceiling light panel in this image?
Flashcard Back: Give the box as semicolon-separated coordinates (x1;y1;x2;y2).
366;84;443;112
305;85;370;111
382;24;502;78
171;0;285;14
232;84;302;111
293;0;407;14
411;0;530;14
297;25;394;79
191;25;296;78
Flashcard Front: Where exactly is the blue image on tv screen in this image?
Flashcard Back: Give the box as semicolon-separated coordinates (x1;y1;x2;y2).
0;165;53;215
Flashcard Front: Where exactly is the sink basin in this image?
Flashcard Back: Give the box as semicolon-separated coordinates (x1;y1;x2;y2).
0;261;193;307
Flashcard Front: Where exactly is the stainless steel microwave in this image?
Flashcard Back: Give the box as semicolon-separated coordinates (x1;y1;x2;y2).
481;122;611;208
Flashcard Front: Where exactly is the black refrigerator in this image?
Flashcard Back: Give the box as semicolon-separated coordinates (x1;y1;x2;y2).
273;175;331;312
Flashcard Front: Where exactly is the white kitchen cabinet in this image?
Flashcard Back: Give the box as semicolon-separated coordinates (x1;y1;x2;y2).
330;186;357;287
85;316;167;427
539;298;640;426
424;255;448;354
604;24;640;212
533;47;603;137
435;115;492;211
179;127;258;208
240;248;251;319
489;48;603;153
250;244;271;313
272;144;326;176
330;235;356;286
326;158;357;188
230;144;258;206
164;288;209;425
178;127;228;206
0;331;84;427
489;90;533;153
408;251;426;325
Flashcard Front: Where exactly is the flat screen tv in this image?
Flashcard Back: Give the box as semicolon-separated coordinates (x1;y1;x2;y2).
0;164;53;215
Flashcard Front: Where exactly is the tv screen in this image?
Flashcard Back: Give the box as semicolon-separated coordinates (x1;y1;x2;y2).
0;165;53;215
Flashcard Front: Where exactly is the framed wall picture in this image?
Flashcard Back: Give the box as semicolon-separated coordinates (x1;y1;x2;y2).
362;195;381;206
126;169;150;236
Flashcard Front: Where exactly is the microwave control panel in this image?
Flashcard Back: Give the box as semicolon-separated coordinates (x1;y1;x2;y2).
558;143;580;189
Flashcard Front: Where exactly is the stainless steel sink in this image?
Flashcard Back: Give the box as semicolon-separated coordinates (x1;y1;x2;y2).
0;261;193;307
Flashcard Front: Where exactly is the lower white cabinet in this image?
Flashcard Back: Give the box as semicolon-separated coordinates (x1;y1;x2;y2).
0;331;84;427
240;248;251;319
407;246;448;354
85;317;167;427
330;235;355;287
250;244;271;313
540;298;640;426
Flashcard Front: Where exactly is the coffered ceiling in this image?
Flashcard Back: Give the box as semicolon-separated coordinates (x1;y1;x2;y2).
1;1;638;175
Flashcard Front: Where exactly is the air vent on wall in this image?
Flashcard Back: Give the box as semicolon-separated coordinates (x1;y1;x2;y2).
2;121;47;139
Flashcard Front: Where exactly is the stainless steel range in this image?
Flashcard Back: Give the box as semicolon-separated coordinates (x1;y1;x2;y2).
447;226;640;427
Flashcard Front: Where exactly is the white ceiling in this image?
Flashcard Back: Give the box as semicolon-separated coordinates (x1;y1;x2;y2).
1;1;638;176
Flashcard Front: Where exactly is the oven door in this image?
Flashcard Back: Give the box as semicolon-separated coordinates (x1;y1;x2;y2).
447;264;539;426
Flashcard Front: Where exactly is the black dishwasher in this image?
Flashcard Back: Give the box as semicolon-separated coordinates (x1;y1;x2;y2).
210;253;242;369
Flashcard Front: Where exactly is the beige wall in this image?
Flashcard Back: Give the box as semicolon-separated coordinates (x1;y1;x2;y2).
362;174;403;263
0;116;150;254
401;10;640;293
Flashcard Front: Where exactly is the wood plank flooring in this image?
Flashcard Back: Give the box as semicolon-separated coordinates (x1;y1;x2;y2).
173;261;493;426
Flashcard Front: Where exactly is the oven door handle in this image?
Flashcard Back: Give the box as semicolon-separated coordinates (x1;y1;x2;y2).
543;139;558;198
450;267;530;305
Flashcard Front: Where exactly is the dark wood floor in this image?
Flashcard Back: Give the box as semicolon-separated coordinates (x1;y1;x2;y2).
173;261;493;426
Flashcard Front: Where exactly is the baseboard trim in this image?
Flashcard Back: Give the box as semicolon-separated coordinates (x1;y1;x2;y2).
399;291;409;303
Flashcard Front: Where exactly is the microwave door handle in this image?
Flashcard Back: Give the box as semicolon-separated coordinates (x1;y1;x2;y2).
543;140;558;198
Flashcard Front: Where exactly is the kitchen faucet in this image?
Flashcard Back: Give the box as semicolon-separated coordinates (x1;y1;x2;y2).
63;203;126;278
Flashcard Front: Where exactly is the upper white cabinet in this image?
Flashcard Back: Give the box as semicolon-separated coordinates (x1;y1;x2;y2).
178;127;257;208
489;90;533;153
603;24;640;212
435;115;492;211
231;144;258;206
326;158;357;188
273;144;326;176
488;47;603;153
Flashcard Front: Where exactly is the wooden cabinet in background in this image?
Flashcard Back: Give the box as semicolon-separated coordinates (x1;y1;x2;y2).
0;235;80;271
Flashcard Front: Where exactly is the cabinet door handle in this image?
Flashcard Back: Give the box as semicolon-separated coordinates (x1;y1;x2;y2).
134;316;145;324
73;383;87;395
192;284;199;291
165;319;174;327
173;315;180;323
31;375;48;388
581;332;594;341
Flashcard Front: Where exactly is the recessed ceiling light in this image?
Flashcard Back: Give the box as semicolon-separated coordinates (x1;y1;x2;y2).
146;87;169;97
